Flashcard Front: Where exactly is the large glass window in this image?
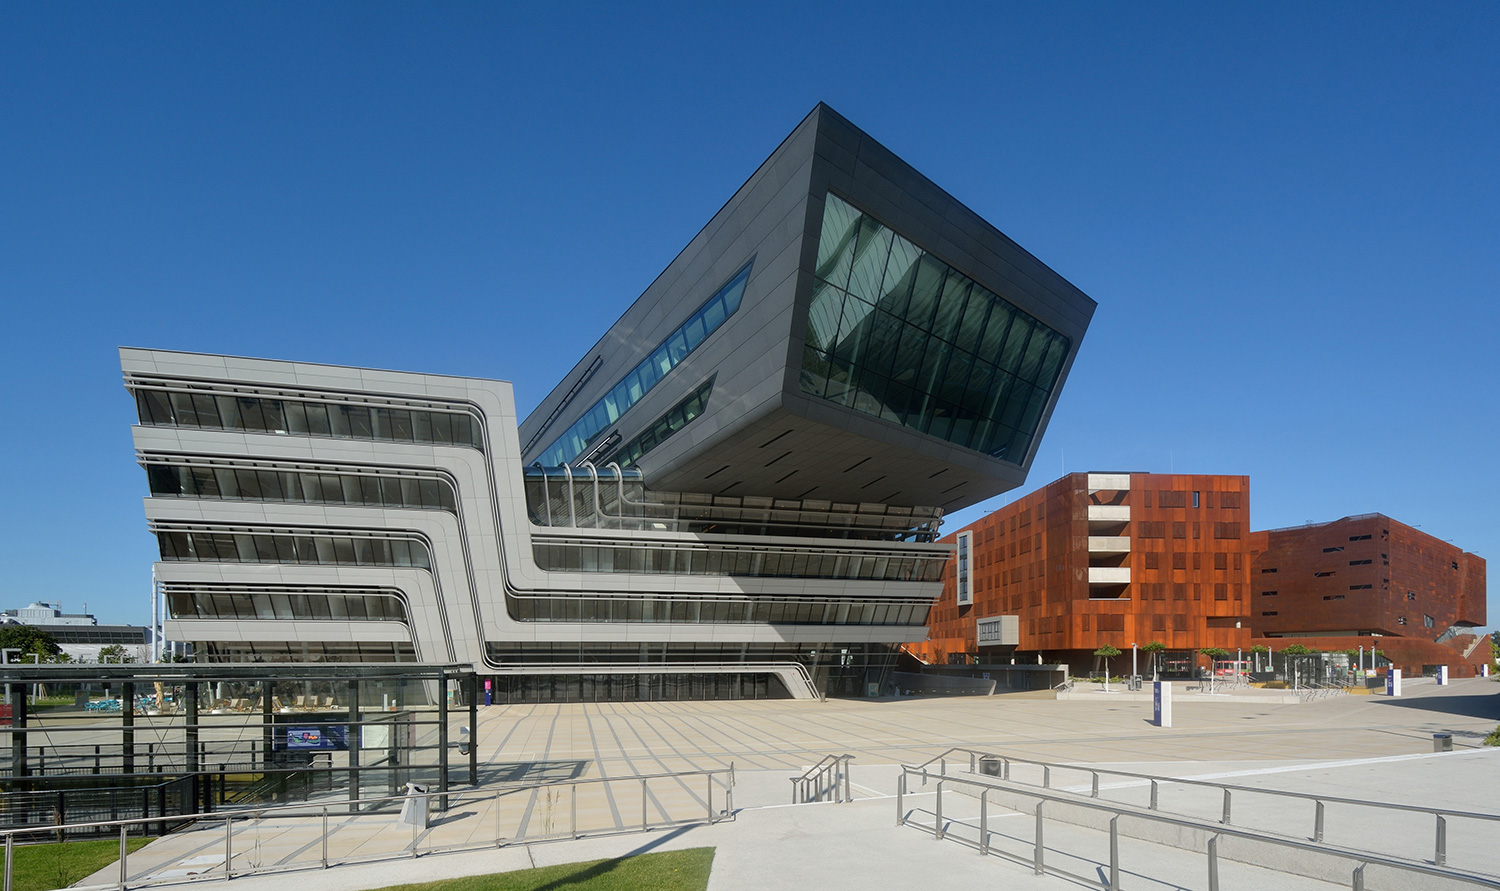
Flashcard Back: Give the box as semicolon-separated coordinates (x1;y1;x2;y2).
800;193;1071;462
534;263;751;467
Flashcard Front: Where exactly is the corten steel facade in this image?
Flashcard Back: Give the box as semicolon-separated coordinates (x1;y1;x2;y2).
122;105;1096;701
914;472;1252;667
1248;514;1488;677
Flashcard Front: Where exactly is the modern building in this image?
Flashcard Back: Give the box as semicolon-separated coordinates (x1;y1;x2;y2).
120;104;1097;701
913;472;1253;670
1248;514;1488;677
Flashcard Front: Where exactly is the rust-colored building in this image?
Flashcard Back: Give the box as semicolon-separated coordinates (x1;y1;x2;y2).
912;472;1252;668
1248;514;1488;677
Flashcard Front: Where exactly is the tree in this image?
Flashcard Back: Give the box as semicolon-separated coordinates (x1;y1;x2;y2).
1141;641;1167;680
0;624;61;660
1281;644;1313;656
97;644;136;664
1094;644;1121;690
1249;643;1270;672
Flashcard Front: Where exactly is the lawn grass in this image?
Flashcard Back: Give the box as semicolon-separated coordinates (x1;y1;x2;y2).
371;847;715;891
10;837;154;891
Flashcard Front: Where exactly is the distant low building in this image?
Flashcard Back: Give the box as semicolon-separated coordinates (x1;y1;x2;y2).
1;601;149;662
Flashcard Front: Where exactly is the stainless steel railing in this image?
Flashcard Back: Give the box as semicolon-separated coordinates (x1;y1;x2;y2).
912;747;1500;870
895;765;1500;890
1;764;735;891
790;755;853;804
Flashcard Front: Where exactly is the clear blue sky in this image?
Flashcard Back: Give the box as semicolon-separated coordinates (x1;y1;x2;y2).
2;4;1496;629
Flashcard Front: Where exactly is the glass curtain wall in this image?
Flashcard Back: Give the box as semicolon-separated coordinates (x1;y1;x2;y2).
534;263;751;467
800;193;1070;462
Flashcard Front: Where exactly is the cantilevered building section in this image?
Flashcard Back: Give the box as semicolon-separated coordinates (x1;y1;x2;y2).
520;103;1095;512
121;104;1096;701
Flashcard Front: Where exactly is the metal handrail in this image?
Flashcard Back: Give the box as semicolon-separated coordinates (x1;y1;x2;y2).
912;746;1498;870
790;754;853;804
0;764;736;891
895;766;1500;890
914;746;1500;822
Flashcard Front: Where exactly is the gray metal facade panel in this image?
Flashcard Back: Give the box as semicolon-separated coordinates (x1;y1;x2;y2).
517;111;822;460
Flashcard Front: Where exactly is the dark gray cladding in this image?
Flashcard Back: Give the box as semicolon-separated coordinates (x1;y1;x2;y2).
521;103;1095;512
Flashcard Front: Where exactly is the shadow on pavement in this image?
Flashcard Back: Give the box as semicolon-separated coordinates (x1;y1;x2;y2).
1369;689;1500;720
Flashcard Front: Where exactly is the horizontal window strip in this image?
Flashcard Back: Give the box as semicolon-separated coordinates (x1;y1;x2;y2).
165;586;409;623
146;462;458;514
504;593;930;626
531;541;945;582
133;387;484;451
157;530;431;569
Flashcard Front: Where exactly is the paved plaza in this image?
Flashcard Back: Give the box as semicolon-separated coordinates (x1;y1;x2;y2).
77;677;1500;890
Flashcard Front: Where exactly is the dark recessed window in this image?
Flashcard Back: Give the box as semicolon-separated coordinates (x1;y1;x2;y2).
1315;571;1335;577
1261;590;1278;596
1350;584;1373;590
1322;595;1346;601
1349;534;1372;541
1260;567;1278;574
1322;546;1344;553
1261;610;1278;617
1349;559;1372;566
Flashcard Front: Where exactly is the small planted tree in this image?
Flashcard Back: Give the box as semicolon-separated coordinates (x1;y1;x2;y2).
1095;644;1121;691
1280;644;1313;688
1141;641;1167;680
1250;643;1269;672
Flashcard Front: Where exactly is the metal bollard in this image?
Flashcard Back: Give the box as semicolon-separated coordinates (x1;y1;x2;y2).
1092;772;1100;798
225;817;233;878
1150;780;1159;810
1315;800;1325;843
1034;801;1045;875
980;791;989;855
1208;835;1220;891
1222;789;1232;824
896;772;905;826
1436;814;1447;866
1109;816;1120;890
119;826;128;891
322;807;329;868
934;781;944;840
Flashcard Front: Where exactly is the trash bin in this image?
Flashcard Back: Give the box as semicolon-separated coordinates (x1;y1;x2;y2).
1433;733;1453;753
398;782;430;828
978;756;1002;777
